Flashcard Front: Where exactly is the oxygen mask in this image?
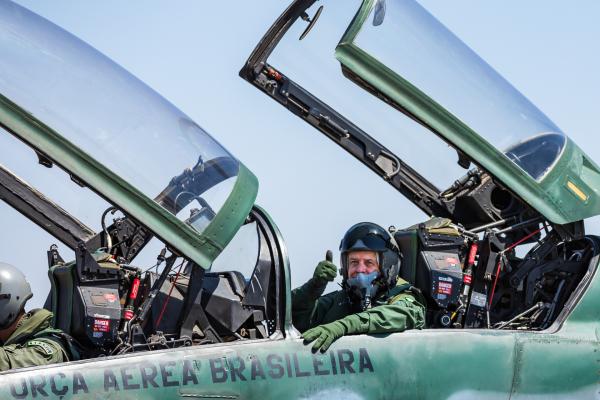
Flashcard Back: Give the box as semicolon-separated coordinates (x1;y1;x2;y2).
346;271;380;311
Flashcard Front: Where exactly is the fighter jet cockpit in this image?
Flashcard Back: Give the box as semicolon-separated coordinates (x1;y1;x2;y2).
241;0;600;331
0;1;598;396
0;1;288;359
0;0;599;365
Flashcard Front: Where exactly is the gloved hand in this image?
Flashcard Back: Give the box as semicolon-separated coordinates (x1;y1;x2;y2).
312;250;337;284
303;320;346;352
312;260;337;284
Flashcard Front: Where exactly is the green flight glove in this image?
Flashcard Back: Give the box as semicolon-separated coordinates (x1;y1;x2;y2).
302;320;346;353
313;260;337;283
312;250;338;284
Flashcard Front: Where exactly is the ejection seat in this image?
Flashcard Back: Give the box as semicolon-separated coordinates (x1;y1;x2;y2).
394;218;464;328
45;262;74;333
45;246;122;356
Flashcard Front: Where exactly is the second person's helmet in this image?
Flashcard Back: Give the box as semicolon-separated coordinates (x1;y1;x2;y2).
0;262;33;329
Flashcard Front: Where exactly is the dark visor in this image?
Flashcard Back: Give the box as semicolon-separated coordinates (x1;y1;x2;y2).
341;234;389;253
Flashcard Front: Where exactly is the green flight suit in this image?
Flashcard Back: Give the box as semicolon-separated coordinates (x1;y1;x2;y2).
0;309;68;371
292;277;426;334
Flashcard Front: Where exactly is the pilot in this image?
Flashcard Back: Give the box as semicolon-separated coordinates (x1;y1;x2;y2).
0;262;71;371
292;222;425;352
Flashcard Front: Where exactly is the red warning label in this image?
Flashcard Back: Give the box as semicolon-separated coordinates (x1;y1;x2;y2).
438;281;453;295
93;319;110;332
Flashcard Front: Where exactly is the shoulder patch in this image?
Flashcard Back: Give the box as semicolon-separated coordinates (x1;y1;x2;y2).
27;340;56;356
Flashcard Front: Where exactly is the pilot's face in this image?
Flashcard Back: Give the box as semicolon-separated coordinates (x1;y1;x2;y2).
347;251;380;278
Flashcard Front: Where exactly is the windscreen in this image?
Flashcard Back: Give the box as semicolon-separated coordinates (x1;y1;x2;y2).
350;0;566;181
0;2;239;234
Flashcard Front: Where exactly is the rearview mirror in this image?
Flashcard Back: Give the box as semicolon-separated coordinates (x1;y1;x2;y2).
373;0;386;26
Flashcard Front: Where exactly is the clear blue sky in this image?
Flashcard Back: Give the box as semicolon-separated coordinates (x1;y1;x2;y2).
6;0;600;307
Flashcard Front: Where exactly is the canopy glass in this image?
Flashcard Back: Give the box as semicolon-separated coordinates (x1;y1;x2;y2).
352;0;565;181
0;2;257;267
334;0;600;223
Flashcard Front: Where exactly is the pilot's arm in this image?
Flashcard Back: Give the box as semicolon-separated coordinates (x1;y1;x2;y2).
303;288;426;352
0;338;67;371
291;259;338;332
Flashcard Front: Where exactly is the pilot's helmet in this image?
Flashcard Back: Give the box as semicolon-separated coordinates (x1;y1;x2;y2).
0;262;33;329
339;222;400;308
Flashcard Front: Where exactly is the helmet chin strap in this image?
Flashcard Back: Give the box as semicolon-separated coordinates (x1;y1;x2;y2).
346;271;380;311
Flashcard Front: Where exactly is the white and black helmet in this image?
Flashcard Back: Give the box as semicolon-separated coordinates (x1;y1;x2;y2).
0;262;32;329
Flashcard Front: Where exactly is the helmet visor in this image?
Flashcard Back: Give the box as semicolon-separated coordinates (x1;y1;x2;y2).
341;234;389;253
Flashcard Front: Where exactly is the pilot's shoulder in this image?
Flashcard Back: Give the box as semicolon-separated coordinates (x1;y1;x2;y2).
387;278;424;306
25;339;58;356
22;337;66;362
388;277;411;296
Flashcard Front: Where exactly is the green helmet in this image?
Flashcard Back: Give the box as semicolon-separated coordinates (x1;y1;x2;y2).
0;262;33;329
339;222;401;293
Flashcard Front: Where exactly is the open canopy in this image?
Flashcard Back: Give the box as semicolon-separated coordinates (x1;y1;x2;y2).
336;0;600;224
0;1;258;268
